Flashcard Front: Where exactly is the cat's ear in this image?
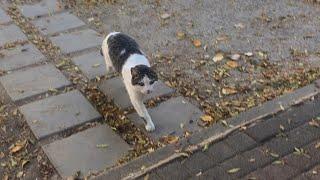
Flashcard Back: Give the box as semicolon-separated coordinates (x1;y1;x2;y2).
131;67;139;77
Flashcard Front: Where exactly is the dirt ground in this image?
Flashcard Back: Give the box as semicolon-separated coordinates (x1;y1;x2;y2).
66;0;320;120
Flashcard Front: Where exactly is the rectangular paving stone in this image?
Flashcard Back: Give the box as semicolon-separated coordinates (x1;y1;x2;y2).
204;141;236;165
0;8;11;24
245;97;320;142
72;51;107;80
228;83;320;128
182;151;216;175
0;64;70;101
194;166;231;180
19;0;63;18
283;141;320;173
32;12;85;35
224;132;257;153
0;24;27;47
240;146;275;171
43;125;130;178
0;43;45;71
19;90;101;139
128;96;203;139
99;76;174;109
50;29;102;54
244;163;299;180
154;159;192;180
265;123;320;156
295;164;320;180
219;155;254;178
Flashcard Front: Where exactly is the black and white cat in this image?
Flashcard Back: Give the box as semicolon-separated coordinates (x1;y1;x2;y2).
100;32;158;132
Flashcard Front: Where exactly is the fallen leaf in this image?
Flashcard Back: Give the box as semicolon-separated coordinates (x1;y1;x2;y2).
202;144;209;152
21;160;29;168
230;54;241;61
280;125;285;131
180;123;184;129
221;120;229;127
272;160;284;165
216;34;229;41
10;140;26;154
160;13;171;19
92;63;101;68
0;151;4;158
244;52;253;57
17;171;23;178
201;115;213;122
309;120;319;128
270;153;279;158
213;53;224;62
227;168;240;174
226;61;239;68
234;23;245;29
96;144;108;148
193;39;202;47
88;17;94;22
176;32;185;39
315;142;320;149
162;135;179;144
258;51;265;58
196;172;202;176
48;88;58;93
222;87;238;95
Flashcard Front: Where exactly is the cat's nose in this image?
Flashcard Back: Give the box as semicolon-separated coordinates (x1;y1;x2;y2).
146;90;152;94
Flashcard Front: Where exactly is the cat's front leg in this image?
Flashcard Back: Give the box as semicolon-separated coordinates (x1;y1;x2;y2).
129;93;155;131
141;107;155;132
134;99;155;132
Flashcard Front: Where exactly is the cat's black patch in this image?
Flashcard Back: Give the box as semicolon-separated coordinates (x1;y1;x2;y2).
107;33;143;72
131;65;158;85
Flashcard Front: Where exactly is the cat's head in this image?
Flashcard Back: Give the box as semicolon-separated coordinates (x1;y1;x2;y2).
131;65;158;94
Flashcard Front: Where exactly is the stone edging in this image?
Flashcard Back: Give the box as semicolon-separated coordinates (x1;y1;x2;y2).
94;79;320;180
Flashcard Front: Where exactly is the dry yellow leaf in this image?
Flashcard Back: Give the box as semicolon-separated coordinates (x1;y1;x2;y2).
10;140;26;154
177;32;185;39
222;87;238;95
228;168;240;174
226;61;239;68
213;53;224;62
201;115;213;122
193;39;202;47
162;135;179;144
10;144;24;154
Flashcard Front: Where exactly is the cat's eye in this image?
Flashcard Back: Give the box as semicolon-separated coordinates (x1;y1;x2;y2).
138;82;144;86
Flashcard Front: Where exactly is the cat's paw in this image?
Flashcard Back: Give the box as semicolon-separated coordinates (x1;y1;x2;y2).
145;123;155;132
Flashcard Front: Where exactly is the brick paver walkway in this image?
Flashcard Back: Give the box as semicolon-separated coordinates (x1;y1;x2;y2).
133;96;320;180
1;0;320;179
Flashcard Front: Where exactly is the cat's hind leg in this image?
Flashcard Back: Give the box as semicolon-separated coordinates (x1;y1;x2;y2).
101;37;114;74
